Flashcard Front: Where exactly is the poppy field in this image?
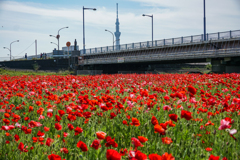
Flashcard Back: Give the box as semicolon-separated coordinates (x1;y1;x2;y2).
0;73;239;160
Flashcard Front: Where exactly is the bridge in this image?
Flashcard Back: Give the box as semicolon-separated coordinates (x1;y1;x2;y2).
74;30;240;73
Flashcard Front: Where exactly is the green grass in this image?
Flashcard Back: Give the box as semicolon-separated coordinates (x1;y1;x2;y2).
0;68;74;76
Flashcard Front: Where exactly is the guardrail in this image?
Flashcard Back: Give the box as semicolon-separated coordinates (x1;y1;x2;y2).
81;30;240;55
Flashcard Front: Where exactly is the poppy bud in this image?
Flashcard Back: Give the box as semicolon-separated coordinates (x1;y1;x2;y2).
213;130;216;135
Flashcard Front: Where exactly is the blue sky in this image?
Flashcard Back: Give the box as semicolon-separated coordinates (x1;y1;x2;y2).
0;0;240;60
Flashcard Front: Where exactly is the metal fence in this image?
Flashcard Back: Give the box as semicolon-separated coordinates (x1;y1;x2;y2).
0;53;55;62
81;30;240;55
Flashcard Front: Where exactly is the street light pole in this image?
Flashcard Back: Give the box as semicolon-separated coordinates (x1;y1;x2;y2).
57;26;68;52
50;42;58;47
142;14;153;47
105;29;114;48
83;6;96;54
5;40;19;61
203;0;206;41
3;47;10;60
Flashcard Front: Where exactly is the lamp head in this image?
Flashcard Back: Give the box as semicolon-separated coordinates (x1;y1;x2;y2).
66;27;69;28
142;14;145;16
93;8;96;11
105;29;107;31
17;40;19;42
3;47;6;49
49;35;53;37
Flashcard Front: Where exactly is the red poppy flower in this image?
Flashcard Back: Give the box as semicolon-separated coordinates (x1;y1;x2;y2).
14;134;20;141
55;123;62;130
24;117;30;121
149;153;162;160
122;120;128;126
120;148;128;156
161;152;175;160
188;86;197;95
137;136;148;143
208;155;220;160
83;112;92;119
58;110;65;117
76;140;88;152
67;114;76;122
55;115;62;122
28;106;34;112
205;148;212;151
130;117;140;127
105;136;118;148
135;150;148;160
151;116;159;125
161;137;173;144
74;127;83;136
48;154;61;160
110;112;117;119
131;137;143;150
32;137;38;143
154;124;165;134
68;123;74;130
96;131;107;140
181;110;192;120
3;119;10;125
37;130;45;137
36;101;42;106
106;149;122;160
160;123;168;130
18;142;24;151
46;138;53;147
4;113;10;118
24;128;32;134
166;120;176;127
44;127;50;132
169;114;178;122
90;139;101;150
60;148;69;154
18;142;28;152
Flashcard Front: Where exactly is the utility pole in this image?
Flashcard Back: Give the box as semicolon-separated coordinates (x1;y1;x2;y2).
203;0;206;41
35;40;37;58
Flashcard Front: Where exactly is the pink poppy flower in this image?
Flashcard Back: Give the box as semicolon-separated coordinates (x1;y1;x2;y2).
218;119;231;130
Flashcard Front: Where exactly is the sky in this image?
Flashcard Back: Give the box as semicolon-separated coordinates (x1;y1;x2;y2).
0;0;240;60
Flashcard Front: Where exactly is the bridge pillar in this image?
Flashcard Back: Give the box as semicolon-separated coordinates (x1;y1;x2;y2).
211;59;226;73
211;57;240;73
226;66;240;73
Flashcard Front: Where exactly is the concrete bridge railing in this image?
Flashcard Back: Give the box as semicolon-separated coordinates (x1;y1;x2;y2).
83;47;240;65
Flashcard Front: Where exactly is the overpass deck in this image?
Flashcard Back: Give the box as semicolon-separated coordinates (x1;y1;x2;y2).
82;37;240;65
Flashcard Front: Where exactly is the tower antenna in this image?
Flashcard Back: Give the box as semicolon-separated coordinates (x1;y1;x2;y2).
114;3;121;50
